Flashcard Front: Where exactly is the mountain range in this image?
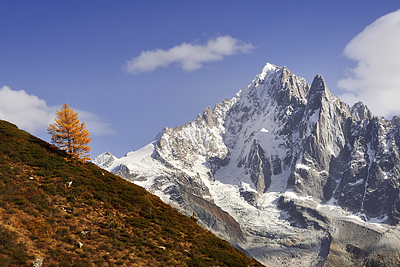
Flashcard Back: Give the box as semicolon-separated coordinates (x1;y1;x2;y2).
95;63;400;266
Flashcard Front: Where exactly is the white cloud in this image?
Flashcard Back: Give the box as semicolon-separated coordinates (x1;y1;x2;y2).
0;86;54;132
0;85;113;136
124;35;253;73
338;9;400;118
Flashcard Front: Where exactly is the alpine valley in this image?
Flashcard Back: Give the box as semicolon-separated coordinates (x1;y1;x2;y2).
94;63;400;266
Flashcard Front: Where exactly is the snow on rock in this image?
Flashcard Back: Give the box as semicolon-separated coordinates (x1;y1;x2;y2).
92;151;116;169
94;62;400;266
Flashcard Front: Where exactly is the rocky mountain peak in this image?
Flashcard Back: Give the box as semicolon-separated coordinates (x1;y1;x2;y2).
276;66;309;106
94;62;400;266
256;62;280;83
351;101;372;121
235;62;281;103
310;74;326;92
307;74;332;110
92;151;116;169
230;63;310;123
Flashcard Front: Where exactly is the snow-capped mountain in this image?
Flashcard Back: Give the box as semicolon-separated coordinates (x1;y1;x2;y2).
94;63;400;266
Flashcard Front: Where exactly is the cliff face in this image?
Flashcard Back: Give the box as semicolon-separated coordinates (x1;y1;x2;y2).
95;63;400;266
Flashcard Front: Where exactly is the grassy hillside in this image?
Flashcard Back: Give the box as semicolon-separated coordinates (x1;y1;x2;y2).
0;120;262;267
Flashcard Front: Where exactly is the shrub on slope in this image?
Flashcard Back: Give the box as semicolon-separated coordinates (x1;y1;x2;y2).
0;120;262;267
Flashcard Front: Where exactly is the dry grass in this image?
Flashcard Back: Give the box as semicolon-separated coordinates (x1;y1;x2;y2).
0;120;262;267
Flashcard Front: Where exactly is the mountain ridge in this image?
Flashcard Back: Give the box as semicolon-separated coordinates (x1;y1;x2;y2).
95;62;400;266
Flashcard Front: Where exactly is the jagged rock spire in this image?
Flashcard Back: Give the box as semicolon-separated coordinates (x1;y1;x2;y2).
307;74;332;109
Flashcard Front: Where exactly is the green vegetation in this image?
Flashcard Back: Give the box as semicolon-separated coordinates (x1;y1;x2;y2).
0;120;262;266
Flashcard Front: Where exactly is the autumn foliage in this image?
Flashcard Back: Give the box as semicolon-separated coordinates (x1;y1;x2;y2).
47;103;92;161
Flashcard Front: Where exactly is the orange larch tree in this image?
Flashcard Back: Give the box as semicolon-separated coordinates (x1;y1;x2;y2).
47;103;92;161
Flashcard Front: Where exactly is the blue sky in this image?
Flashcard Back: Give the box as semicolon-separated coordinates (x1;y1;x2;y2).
1;1;400;158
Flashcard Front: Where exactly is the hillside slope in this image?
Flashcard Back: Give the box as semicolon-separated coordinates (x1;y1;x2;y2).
0;120;262;267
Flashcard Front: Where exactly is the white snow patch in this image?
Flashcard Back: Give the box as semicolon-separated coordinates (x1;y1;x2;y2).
348;179;364;186
215;160;253;188
317;203;387;229
260;128;269;133
258;62;279;82
239;182;257;193
295;163;311;170
310;108;320;123
368;215;388;224
106;141;157;171
284;191;314;202
268;167;291;193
